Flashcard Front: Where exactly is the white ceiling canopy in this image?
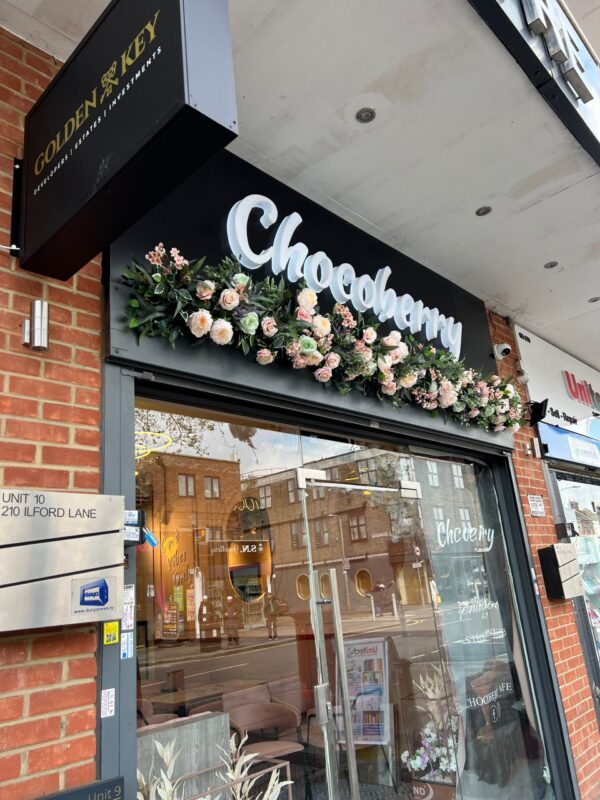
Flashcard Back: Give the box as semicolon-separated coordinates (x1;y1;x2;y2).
1;0;599;368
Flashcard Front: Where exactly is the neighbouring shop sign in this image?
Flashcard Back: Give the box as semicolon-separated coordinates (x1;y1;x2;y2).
46;777;124;800
514;325;600;440
0;490;124;632
20;0;237;280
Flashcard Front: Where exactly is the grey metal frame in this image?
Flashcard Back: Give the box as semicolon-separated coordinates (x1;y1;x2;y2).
100;362;579;799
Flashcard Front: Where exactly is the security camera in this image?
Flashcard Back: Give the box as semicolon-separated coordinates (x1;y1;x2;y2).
493;343;512;360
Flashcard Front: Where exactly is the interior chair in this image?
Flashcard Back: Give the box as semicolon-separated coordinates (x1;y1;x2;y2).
136;699;178;727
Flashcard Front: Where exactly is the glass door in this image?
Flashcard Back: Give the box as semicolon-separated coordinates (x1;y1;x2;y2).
299;443;554;800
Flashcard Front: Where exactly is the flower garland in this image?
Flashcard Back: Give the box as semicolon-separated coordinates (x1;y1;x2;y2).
122;244;523;433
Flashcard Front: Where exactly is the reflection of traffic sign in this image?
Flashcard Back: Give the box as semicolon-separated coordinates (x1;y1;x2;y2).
412;561;422;569
414;546;421;558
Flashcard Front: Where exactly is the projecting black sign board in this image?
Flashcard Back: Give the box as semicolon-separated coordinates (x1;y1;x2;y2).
45;777;124;800
20;0;237;280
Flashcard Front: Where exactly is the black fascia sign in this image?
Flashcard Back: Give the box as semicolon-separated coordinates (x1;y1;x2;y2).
20;0;237;281
44;777;124;800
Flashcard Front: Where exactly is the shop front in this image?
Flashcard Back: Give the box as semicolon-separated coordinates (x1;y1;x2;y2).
515;325;600;722
100;153;574;800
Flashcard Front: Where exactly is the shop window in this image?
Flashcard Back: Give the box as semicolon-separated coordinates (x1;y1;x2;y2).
355;568;373;596
178;474;195;496
320;573;332;599
311;483;326;500
358;457;378;485
291;520;305;549
288;477;298;504
206;527;222;541
426;461;439;487
325;466;339;481
259;484;272;509
433;506;444;525
349;512;367;541
397;457;414;481
296;573;310;600
204;476;220;499
313;518;329;547
452;463;465;489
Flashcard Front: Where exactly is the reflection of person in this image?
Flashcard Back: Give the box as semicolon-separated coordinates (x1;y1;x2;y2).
223;595;242;645
198;595;215;638
264;591;278;640
429;576;439;607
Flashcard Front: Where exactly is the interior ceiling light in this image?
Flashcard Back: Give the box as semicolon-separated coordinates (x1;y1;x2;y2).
544;261;559;269
475;206;492;217
588;296;600;303
356;107;376;123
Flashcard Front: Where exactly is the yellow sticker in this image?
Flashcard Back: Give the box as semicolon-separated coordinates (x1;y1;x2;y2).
103;621;119;645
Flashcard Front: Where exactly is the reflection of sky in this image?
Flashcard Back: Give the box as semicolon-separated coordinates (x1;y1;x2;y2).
135;410;359;480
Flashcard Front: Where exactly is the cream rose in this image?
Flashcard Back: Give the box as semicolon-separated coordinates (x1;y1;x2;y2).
325;352;341;369
377;355;392;372
256;349;274;365
188;309;212;338
305;351;324;366
398;373;418;388
196;280;215;301
363;327;377;344
312;315;331;337
261;317;278;337
219;288;239;311
297;288;318;313
210;318;234;345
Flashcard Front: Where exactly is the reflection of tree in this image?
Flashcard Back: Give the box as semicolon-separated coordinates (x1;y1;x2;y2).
135;409;215;457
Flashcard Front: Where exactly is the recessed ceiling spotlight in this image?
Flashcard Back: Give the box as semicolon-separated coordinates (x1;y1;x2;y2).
543;261;559;269
588;296;600;303
355;107;376;123
475;206;492;217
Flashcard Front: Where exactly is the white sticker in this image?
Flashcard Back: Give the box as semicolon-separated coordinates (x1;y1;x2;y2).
122;584;135;631
528;494;546;517
120;631;134;660
101;687;115;718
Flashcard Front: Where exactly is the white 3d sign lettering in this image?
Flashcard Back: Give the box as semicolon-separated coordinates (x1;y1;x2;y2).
227;194;463;357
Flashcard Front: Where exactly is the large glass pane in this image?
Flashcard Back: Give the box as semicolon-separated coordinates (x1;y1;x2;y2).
556;474;600;669
134;400;553;800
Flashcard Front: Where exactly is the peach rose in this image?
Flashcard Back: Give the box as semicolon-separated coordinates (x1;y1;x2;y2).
188;309;212;338
363;327;377;344
325;352;341;369
210;318;234;345
314;367;332;383
261;317;278;337
398;373;418;388
312;315;331;337
196;280;215;301
382;330;402;347
381;380;397;396
256;349;274;365
297;288;318;313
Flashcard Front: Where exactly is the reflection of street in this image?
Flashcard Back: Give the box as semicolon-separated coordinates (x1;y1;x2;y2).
138;606;440;709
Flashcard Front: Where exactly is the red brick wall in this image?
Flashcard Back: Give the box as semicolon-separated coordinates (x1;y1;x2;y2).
488;310;600;799
0;28;103;799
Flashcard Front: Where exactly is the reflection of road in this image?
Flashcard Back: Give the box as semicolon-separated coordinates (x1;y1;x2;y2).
138;606;441;700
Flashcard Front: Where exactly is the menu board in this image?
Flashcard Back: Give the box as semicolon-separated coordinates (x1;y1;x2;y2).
163;601;179;640
337;637;390;746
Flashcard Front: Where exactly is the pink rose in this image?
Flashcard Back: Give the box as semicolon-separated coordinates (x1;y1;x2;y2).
219;288;240;311
296;307;313;323
363;327;377;344
256;349;274;365
261;317;278;337
292;357;308;369
468;409;480;418
381;380;397;396
314;367;332;383
326;352;341;369
196;280;215;301
382;330;402;347
389;343;409;364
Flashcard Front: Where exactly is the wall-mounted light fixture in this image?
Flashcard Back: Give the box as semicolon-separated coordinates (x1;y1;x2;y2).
21;300;49;351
